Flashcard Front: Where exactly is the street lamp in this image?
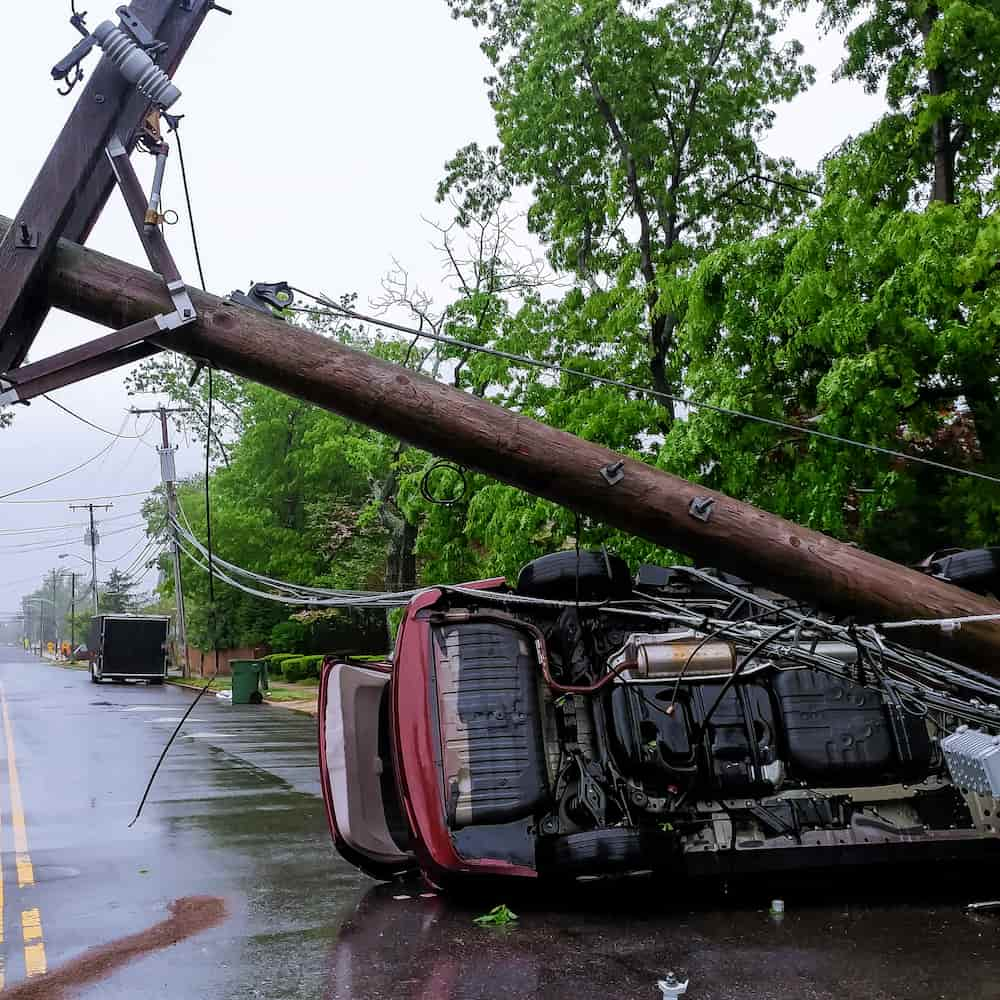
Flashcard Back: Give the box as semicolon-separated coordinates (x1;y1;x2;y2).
22;596;54;656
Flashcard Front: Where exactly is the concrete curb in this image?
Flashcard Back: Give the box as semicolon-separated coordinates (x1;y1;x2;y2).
166;680;318;716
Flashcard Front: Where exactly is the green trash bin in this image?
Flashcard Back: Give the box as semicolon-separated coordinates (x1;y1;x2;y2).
231;659;268;704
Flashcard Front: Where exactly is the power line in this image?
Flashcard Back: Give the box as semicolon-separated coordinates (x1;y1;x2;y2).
0;438;119;500
42;396;154;442
0;510;144;537
170;120;208;294
0;522;146;554
290;289;1000;488
127;118;215;834
0;490;155;505
97;534;154;567
122;540;165;580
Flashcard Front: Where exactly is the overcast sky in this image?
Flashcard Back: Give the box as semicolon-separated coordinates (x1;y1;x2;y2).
0;2;883;621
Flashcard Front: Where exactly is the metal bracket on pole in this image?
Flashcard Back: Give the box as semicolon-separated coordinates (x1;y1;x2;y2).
0;0;211;377
227;281;293;319
0;128;198;410
105;134;196;322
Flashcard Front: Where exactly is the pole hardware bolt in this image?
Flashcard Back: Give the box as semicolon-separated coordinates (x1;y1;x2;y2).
688;496;715;522
600;460;625;486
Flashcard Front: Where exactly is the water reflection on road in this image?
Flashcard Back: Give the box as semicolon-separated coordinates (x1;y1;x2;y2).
325;870;1000;1000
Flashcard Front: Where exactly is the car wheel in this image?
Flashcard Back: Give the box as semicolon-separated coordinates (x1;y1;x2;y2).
535;828;668;878
929;547;1000;596
516;550;632;602
147;678;164;686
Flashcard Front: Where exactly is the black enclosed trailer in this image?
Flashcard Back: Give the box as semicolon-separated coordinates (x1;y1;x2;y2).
89;614;170;684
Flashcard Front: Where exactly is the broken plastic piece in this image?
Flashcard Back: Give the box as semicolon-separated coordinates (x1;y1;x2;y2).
658;972;688;998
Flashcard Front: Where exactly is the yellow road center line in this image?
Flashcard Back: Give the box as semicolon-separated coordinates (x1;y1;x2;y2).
2;687;47;979
22;943;45;978
20;909;41;943
0;687;33;888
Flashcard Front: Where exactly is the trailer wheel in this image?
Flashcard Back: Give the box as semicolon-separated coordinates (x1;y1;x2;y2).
249;691;264;705
516;550;632;602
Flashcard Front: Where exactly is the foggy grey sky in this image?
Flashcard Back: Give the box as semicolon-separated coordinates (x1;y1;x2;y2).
0;2;884;618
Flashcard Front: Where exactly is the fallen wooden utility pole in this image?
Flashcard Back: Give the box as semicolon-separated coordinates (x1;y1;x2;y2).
3;213;1000;669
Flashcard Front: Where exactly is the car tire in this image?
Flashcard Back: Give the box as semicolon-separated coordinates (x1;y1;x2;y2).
930;548;1000;596
148;678;164;686
535;828;667;878
516;550;632;602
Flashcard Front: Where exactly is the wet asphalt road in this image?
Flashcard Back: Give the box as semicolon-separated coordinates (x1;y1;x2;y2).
0;649;998;999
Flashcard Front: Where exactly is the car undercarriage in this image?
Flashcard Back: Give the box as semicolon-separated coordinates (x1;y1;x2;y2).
416;552;1000;881
321;549;1000;885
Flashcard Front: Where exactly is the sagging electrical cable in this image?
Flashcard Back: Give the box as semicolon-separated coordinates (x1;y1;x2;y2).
130;123;215;830
43;396;153;442
0;438;118;500
0;490;155;505
170;509;420;603
289;288;1000;488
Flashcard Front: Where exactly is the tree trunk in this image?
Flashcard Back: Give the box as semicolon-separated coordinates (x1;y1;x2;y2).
385;520;418;593
963;379;1000;466
649;311;677;426
921;9;956;204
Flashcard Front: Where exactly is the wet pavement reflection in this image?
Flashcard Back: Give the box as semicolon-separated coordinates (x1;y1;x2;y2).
324;874;1000;1000
0;651;997;999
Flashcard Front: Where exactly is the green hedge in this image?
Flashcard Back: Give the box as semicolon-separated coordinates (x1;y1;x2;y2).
263;653;301;677
283;654;325;683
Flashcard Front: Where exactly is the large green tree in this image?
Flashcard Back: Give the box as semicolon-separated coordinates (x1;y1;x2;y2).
666;0;1000;562
443;0;815;421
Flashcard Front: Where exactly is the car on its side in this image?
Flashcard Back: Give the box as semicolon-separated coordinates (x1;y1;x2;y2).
320;550;1000;888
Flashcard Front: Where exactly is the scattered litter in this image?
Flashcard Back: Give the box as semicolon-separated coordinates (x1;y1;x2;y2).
967;900;1000;912
770;899;785;916
657;972;688;998
473;904;518;926
393;894;412;900
216;690;233;701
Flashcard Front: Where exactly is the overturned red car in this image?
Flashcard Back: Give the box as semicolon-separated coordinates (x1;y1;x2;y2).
319;550;1000;888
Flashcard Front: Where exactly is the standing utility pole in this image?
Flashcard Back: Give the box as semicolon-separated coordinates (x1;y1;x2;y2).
50;570;59;649
69;572;80;655
130;404;191;676
70;503;113;614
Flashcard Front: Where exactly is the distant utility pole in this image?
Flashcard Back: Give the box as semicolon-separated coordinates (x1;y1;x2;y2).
50;570;59;647
69;502;113;614
69;571;80;654
130;404;192;676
